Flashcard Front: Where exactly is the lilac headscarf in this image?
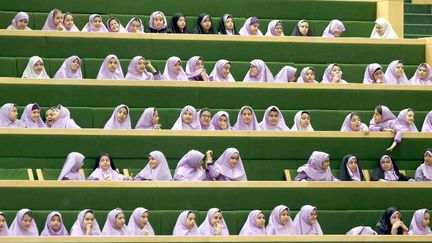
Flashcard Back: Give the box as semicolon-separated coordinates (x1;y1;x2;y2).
322;19;345;37
42;9;62;31
70;209;101;236
172;210;200;235
417;150;432;181
104;104;131;129
198;208;229;235
62;12;79;32
321;64;347;83
134;151;172;181
213;148;247;181
243;59;274;82
409;209;432;235
97;54;124;80
346;226;377;235
422;111;432;132
81;14;108;32
297;67;318;83
340;112;367;131
198;109;215;130
258;106;290;131
384;60;409;84
369;105;397;131
274;66;297;82
185;56;208;80
232;106;260;130
291;111;314;131
162;56;188;81
0;212;9;236
392;108;418;132
125;56;154;80
0;103;23;128
135;107;157;129
410;63;432;85
22;56;50;79
40;211;68;236
293;205;323;235
127;208;155;235
209;59;235;82
239;17;263;36
265;20;284;36
173;150;206;181
210;111;231;130
58;152;85;180
106;17;127;33
267;205;296;235
88;166;127;181
9;209;38;236
102;208;129;235
239;210;267;235
363;63;387;84
54;56;82;79
171;105;202;130
149;11;168;30
126;17;144;33
49;105;80;129
296;151;335;181
9;12;30;30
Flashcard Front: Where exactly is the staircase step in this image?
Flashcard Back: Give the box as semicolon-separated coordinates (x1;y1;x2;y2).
404;3;431;14
404;13;432;24
404;33;431;38
405;23;432;34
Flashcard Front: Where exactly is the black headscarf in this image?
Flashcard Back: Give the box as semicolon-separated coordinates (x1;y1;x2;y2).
291;20;313;36
370;155;411;181
93;152;117;171
218;14;237;35
337;154;365;181
193;13;215;34
375;207;404;235
169;13;189;33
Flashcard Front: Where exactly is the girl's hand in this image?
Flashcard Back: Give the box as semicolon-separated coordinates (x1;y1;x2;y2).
142;225;148;235
331;74;340;83
386;142;397;151
57;23;64;31
85;223;93;235
206;150;213;163
214;222;222;235
376;79;382;84
383;128;395;134
361;126;369;135
154;124;162;130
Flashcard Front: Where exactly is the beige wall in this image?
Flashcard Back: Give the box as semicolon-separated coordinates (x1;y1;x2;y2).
376;0;404;37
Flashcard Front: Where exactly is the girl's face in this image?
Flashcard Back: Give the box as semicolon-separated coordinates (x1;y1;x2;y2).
424;153;432;165
249;23;260;35
268;110;279;125
17;19;28;29
173;61;182;74
241;108;252;124
201;17;212;31
136;59;146;73
92;16;102;29
99;155;111;170
195;59;204;71
418;66;428;80
139;212;148;228
54;12;63;26
321;157;330;170
249;65;258;77
33;61;44;74
116;107;128;123
45;108;59;125
9;106;18;121
405;110;415;124
70;58;80;71
349;115;361;131
332;27;342;37
274;24;283;36
225;17;234;30
50;215;61;231
211;212;222;226
300;113;310;128
347;158;358;172
423;212;430;228
373;69;383;82
148;155;158;169
199;111;211;127
21;214;33;229
331;65;341;78
305;69;315;82
373;109;382;123
380;157;393;171
255;213;265;228
309;210;318;224
115;212;126;229
109;19;120;32
177;17;186;30
152;110;159;125
279;209;289;225
186;212;196;229
375;24;384;35
83;212;95;228
0;215;5;230
229;153;239;167
64;15;74;29
217;115;229;130
130;20;142;32
395;63;404;77
299;22;309;35
390;212;401;225
182;110;193;124
221;63;231;78
107;58;118;72
153;15;164;29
